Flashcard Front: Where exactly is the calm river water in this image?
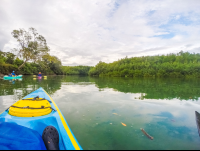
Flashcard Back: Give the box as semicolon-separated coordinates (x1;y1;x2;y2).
0;75;200;150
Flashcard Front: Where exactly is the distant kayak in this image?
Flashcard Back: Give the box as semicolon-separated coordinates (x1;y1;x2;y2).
3;75;23;79
0;87;82;150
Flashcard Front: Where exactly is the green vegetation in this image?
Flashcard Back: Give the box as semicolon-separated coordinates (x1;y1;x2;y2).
0;51;18;75
89;51;200;78
62;66;92;75
0;50;62;75
1;50;200;77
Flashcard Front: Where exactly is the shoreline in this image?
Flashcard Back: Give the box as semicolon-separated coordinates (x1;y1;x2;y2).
0;73;4;77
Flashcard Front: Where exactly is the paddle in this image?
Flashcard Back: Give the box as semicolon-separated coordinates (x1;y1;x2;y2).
195;111;200;137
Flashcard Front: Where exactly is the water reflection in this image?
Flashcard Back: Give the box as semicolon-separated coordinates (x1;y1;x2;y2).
1;76;200;101
0;76;62;99
0;76;200;149
89;77;200;100
53;84;200;149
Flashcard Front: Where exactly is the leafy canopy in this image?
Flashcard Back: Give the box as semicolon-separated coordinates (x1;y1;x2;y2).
11;27;50;69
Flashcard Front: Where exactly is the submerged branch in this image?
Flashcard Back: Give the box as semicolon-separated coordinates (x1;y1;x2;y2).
140;128;154;140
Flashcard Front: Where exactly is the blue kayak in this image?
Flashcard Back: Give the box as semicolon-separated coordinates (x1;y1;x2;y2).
0;87;82;150
3;75;23;79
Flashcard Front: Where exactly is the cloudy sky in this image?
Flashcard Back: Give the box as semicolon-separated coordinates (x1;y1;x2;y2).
0;0;200;66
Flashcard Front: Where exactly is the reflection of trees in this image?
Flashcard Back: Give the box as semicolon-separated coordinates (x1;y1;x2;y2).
89;77;200;100
60;75;91;83
0;75;92;101
0;76;63;100
1;75;200;101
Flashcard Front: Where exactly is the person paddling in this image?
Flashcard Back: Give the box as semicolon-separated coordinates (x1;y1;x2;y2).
11;71;16;77
38;72;42;77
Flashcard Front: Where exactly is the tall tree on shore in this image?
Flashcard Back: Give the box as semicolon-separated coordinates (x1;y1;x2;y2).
11;27;50;69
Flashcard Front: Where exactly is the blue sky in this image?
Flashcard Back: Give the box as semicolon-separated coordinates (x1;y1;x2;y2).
0;0;200;66
155;14;197;39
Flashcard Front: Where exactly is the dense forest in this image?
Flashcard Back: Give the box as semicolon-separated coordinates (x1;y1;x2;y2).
89;51;200;78
0;51;63;75
62;66;92;75
1;50;200;78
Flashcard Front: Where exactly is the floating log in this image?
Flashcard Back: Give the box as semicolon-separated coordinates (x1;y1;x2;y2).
195;111;200;137
140;128;153;140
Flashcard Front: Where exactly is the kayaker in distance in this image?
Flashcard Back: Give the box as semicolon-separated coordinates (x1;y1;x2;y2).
11;71;16;77
8;73;12;77
38;72;42;77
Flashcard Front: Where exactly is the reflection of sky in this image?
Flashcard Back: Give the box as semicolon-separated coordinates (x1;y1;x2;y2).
0;78;200;149
0;95;16;113
52;84;200;149
53;85;200;129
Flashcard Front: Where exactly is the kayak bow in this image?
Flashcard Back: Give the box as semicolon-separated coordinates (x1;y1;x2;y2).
0;87;82;150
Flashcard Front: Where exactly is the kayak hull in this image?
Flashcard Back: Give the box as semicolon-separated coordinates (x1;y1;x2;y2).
0;88;82;150
3;75;23;79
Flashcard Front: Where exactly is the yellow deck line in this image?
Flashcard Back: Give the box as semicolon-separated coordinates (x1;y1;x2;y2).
44;90;81;150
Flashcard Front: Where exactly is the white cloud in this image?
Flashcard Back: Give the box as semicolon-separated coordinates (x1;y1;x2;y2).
0;0;200;66
175;15;181;20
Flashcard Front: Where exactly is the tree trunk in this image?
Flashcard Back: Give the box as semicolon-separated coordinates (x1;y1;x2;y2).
18;60;28;70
